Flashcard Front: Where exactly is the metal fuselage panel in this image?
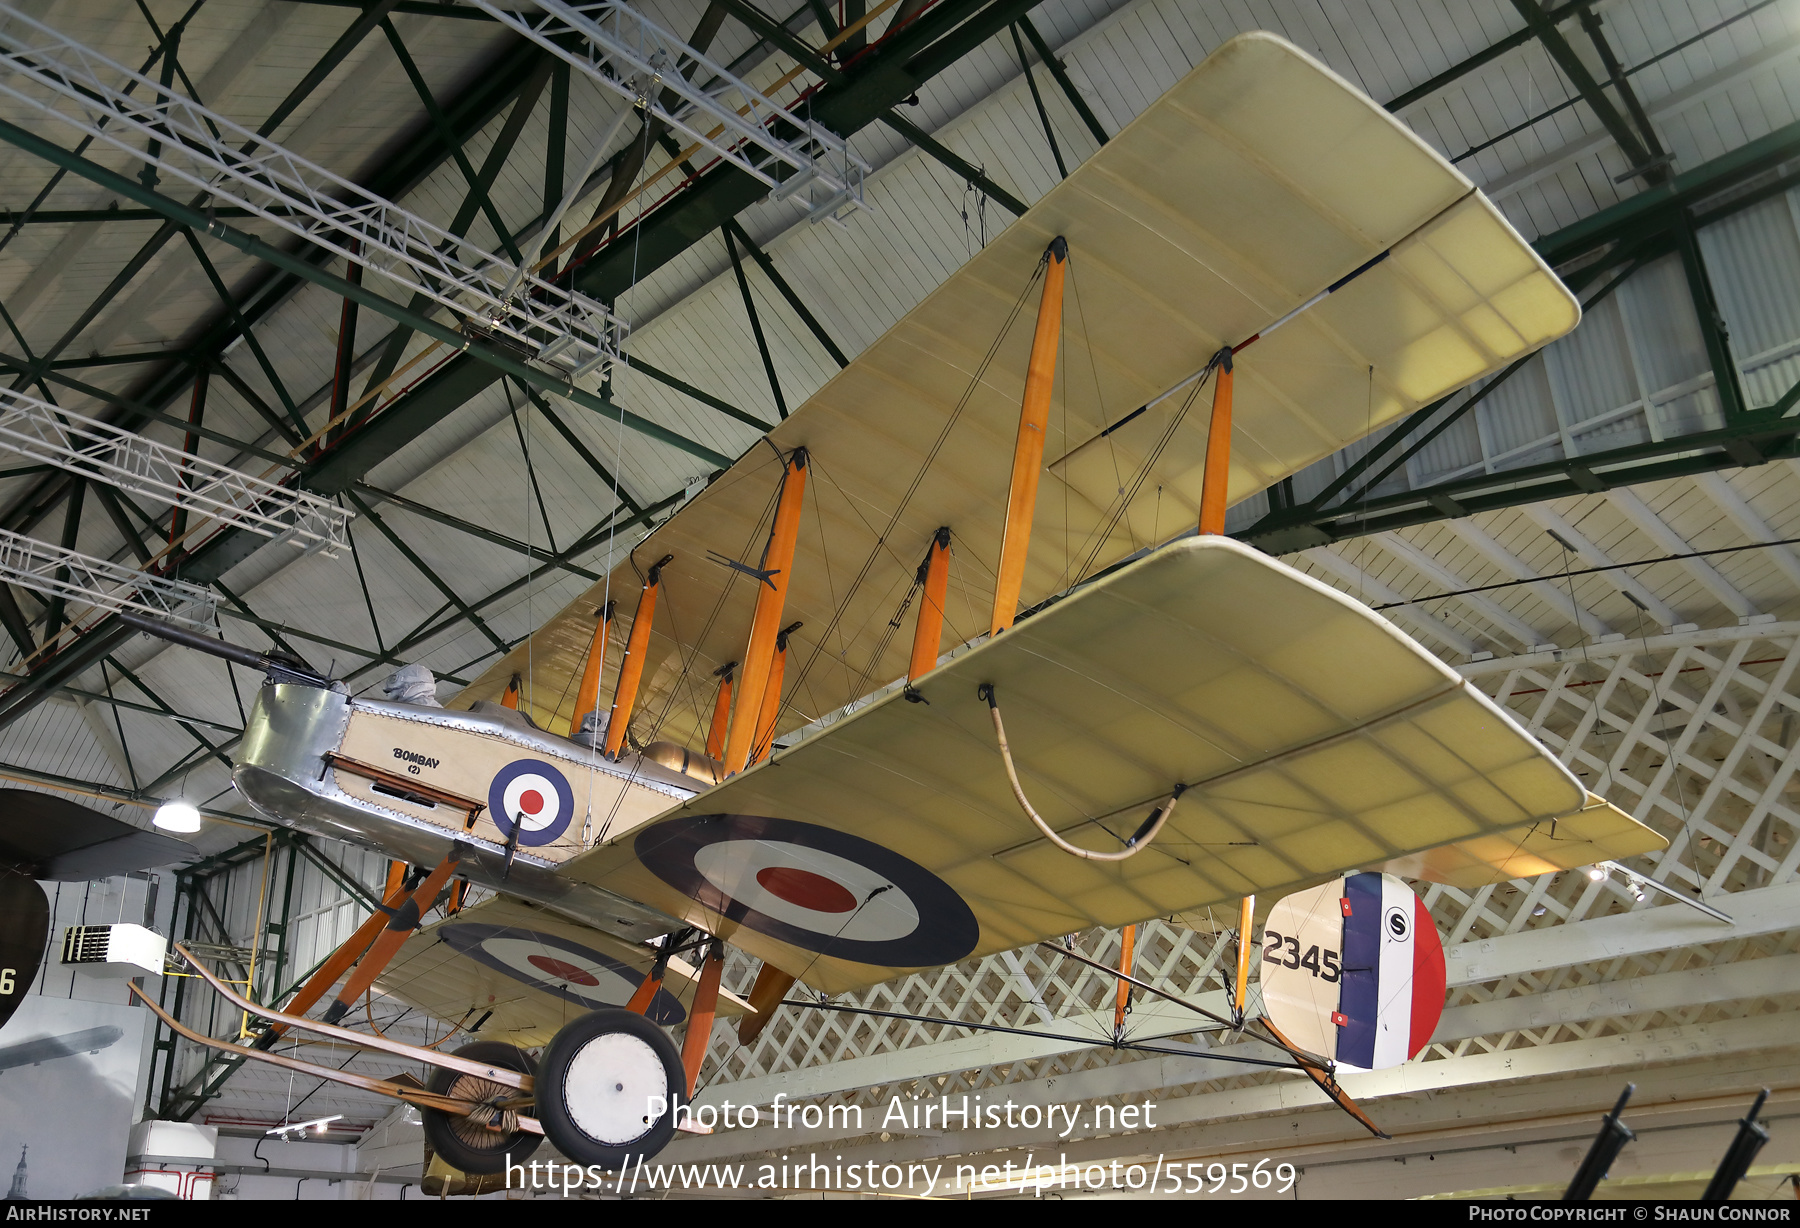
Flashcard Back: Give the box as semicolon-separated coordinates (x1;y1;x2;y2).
232;682;692;943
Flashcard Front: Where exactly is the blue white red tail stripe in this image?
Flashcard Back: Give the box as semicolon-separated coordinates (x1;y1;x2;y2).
1262;871;1446;1073
1335;872;1445;1069
1336;871;1385;1068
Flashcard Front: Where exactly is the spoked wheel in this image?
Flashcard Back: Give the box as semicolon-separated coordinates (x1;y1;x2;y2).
422;1041;541;1175
536;1008;685;1167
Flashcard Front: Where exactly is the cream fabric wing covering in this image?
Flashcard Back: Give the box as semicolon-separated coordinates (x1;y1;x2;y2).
567;539;1597;995
458;32;1581;772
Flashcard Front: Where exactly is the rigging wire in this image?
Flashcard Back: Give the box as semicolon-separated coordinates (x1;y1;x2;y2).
777;258;1048;729
1069;360;1213;585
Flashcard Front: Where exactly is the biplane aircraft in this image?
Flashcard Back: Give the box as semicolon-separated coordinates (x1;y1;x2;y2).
119;31;1667;1176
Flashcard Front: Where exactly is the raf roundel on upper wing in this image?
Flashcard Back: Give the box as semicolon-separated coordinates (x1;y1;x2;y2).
488;759;577;847
440;923;685;1025
634;814;979;967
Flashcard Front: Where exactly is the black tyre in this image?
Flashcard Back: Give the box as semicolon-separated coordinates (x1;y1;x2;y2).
422;1041;541;1175
536;1008;685;1168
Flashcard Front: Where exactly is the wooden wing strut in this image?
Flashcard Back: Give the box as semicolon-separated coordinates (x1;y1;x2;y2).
604;554;672;758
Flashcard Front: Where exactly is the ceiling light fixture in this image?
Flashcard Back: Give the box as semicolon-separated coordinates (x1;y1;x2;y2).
152;800;201;833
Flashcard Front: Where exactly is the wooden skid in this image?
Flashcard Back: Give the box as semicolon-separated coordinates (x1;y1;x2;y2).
131;982;542;1132
175;942;532;1092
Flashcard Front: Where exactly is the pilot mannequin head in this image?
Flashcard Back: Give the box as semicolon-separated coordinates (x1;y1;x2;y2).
382;662;442;707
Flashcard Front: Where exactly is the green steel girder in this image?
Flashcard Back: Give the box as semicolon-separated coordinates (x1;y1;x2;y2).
1537;117;1800;266
334;486;686;688
1009;22;1067;178
318;0;1043;496
575;0;1045;303
0;32;552;538
724;217;850;368
0;29;709;733
288;834;383;914
1675;216;1748;419
877;111;1028;215
1386;0;1595;111
352;481;606;581
724;225;789;418
0;670;241;733
0;1;552;653
343;491;509;653
1507;0;1656;175
381;17;523;264
1241;403;1800;555
1016;15;1108;147
0;122;733;470
514;382;646;508
1240;115;1800;555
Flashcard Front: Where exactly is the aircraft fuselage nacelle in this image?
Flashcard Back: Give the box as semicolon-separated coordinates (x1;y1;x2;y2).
232;681;697;944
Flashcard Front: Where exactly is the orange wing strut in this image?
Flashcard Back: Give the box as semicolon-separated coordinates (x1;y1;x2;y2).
604;554;673;758
705;662;736;761
751;621;802;765
319;849;463;1026
625;938;677;1015
1113;923;1136;1042
737;962;797;1045
1198;349;1235;536
679;941;725;1095
500;673;521;710
908;528;952;683
723;449;808;774
249;867;414;1050
989;237;1067;638
568;600;615;740
1234;894;1256;1023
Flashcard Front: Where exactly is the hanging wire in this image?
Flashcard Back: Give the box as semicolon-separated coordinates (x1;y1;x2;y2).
778;257;1049;728
1070;361;1213;584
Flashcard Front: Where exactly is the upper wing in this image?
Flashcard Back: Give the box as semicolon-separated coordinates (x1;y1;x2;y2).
372;894;746;1048
559;538;1601;996
454;32;1579;750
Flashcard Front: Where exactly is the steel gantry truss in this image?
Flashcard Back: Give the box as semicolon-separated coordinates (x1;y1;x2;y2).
0;526;215;626
0;3;629;379
466;0;869;222
0;390;350;556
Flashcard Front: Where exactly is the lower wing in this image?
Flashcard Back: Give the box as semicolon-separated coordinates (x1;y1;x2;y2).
372;894;747;1048
565;537;1649;995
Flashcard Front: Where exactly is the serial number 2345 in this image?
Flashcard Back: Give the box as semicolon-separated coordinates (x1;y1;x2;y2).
1261;930;1340;982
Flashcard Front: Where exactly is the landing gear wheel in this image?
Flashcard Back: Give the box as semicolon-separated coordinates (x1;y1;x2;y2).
536;1008;685;1167
422;1041;541;1175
